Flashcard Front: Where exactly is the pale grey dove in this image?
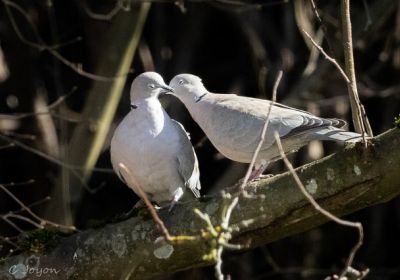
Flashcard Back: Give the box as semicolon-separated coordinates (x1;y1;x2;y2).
169;73;361;179
110;72;201;208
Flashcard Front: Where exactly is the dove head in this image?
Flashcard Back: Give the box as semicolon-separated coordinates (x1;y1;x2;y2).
130;72;174;104
169;74;208;103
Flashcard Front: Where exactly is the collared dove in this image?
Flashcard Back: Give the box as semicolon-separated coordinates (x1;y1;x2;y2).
110;72;201;208
169;73;361;178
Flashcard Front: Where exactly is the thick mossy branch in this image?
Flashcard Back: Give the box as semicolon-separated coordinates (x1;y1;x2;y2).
1;129;399;280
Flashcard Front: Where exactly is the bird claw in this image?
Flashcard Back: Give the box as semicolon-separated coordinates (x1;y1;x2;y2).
159;200;182;212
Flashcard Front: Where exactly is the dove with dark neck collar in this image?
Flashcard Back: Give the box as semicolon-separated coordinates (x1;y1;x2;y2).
169;73;362;180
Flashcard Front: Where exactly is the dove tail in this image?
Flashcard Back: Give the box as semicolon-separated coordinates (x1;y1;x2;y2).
312;127;363;142
328;118;347;129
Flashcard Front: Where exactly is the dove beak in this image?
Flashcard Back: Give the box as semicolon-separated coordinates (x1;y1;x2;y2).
158;85;175;96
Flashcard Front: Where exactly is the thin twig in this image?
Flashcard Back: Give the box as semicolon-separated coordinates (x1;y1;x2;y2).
274;132;363;279
341;0;372;142
0;236;21;251
0;87;88;123
239;70;283;192
214;194;241;280
220;195;239;230
13;196;51;215
194;208;219;237
47;36;83;50
217;196;243;280
1;216;24;232
0;111;85;123
0;184;77;231
362;0;372;31
1;131;36;140
3;213;44;229
118;163;173;242
0;86;76;120
0;133;110;194
1;179;35;187
0;184;47;222
308;0;336;58
83;0;129;21
0;134;113;173
215;246;224;280
302;29;350;83
309;0;322;23
0;143;14;150
194;197;244;280
2;0;126;82
303;19;373;146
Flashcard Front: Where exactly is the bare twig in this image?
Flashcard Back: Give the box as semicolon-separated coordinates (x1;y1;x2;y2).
2;131;36;140
1;175;54;229
194;195;244;280
0;184;76;231
0;133;113;174
118;163;196;243
0;236;21;251
12;196;51;215
215;246;224;280
193;209;219;237
1;179;35;187
47;36;83;50
0;132;111;194
0;134;108;194
2;213;44;229
362;0;372;31
302;29;350;83
82;0;130;21
307;0;336;59
309;0;322;23
220;194;239;231
303;21;373;147
0;143;14;150
215;194;240;280
302;28;324;77
118;163;172;241
341;0;373;141
2;0;127;82
239;70;283;192
0;87;78;121
1;216;24;232
274;132;364;279
0;110;85;123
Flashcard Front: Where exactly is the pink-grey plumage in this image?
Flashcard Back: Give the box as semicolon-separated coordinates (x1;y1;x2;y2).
110;72;201;207
169;73;361;171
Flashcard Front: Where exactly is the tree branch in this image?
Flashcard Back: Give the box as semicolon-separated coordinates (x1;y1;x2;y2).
1;128;399;280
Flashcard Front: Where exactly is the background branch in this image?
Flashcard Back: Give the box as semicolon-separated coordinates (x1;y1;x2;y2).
45;3;151;225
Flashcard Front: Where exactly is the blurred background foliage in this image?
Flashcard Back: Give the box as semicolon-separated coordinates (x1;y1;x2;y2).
0;0;399;279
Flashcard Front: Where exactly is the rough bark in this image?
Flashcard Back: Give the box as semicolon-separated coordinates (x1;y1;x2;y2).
1;128;399;280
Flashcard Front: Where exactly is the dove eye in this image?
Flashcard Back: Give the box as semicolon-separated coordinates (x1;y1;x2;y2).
178;80;184;85
148;84;156;89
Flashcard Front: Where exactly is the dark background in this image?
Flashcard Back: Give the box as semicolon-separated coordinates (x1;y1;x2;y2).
0;0;399;279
